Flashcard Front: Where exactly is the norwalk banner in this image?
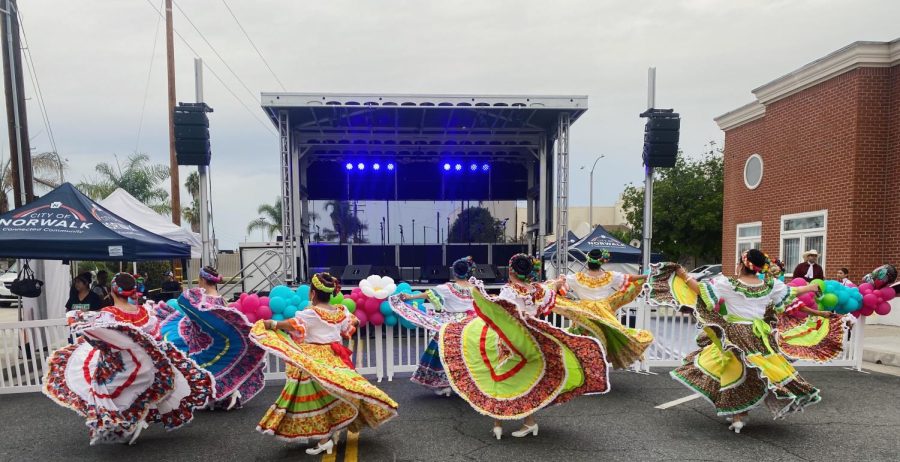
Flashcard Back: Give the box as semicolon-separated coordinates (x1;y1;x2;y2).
0;183;190;261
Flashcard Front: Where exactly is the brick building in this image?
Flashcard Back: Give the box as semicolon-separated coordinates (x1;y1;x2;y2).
715;39;900;283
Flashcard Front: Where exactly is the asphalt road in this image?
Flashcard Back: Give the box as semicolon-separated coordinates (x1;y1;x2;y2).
2;368;899;462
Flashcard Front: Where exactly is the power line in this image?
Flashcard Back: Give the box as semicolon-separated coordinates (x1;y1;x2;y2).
143;0;274;134
220;0;286;91
136;0;164;153
172;0;259;103
16;7;58;157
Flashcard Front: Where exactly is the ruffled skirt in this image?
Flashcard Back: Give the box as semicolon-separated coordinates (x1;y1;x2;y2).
553;297;653;369
249;322;398;440
776;312;848;363
439;288;609;420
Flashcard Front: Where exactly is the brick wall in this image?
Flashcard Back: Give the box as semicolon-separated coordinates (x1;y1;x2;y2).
721;66;900;282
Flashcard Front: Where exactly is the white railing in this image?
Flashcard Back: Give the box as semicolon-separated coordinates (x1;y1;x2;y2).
0;307;868;394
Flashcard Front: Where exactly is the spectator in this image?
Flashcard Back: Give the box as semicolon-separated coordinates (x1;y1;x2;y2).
65;273;104;311
837;268;853;286
161;271;183;298
766;259;786;282
91;270;111;305
792;250;824;282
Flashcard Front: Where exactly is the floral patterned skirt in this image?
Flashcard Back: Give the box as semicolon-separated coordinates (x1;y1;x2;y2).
250;323;398;440
776;312;847;363
554;297;654;369
439;289;609;420
411;335;449;389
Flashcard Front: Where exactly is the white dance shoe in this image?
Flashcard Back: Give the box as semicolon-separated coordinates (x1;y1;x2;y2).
434;387;452;397
305;439;335;455
728;419;747;434
511;423;539;438
492;426;503;440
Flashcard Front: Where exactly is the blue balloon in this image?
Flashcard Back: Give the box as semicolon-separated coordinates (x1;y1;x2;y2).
270;297;287;313
845;298;860;312
291;295;303;306
298;300;310;310
271;313;285;321
380;301;393;316
384;314;398;326
270;285;293;300
296;285;310;298
283;305;298;319
397;282;412;294
399;318;416;330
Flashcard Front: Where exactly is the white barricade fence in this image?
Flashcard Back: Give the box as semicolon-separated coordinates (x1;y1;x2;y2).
0;319;75;394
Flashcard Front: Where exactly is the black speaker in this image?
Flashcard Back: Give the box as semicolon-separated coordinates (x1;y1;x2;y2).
420;265;450;283
328;266;345;279
372;265;401;281
473;264;499;282
640;108;680;168
341;265;372;283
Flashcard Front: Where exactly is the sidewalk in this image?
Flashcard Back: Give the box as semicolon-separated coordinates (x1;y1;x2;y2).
863;322;900;367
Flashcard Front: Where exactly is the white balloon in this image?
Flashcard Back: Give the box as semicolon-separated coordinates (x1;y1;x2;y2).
358;275;398;300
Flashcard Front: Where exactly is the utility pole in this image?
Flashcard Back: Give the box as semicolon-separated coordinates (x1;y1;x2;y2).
165;0;180;225
2;0;32;207
585;154;604;228
641;67;656;273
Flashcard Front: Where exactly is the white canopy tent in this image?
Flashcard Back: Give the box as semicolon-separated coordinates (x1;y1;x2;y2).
99;189;203;259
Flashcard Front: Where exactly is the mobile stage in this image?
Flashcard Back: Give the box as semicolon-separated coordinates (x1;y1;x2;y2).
261;93;586;283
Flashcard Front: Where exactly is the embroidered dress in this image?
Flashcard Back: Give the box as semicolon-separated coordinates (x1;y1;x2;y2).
251;305;398;441
775;299;848;363
389;282;477;390
554;271;653;369
154;288;266;407
439;280;609;420
648;264;821;418
43;307;214;445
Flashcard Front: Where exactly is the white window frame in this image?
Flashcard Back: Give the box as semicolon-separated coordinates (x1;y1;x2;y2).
779;210;827;272
744;154;764;190
735;221;762;265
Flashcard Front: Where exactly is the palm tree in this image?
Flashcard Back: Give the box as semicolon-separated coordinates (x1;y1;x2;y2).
0;151;68;213
182;171;200;232
325;200;368;243
247;198;282;240
77;153;171;214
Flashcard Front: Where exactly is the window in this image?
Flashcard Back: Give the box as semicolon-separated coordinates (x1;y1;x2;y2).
780;211;827;272
736;222;762;264
744;154;763;190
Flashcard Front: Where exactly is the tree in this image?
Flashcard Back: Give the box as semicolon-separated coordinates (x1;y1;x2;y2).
608;227;637;245
182;171;200;233
0;151;67;213
620;149;723;265
325;200;368;244
448;207;505;243
247;198;282;240
77;153;171;214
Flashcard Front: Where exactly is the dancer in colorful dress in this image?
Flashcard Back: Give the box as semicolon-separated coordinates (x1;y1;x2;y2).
43;273;214;445
250;272;398;456
389;257;478;396
440;254;609;440
648;250;822;433
154;266;266;410
553;249;653;369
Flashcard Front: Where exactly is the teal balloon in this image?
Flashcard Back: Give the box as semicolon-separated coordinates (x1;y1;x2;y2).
298;300;310;311
271;313;285;321
399;318;416;329
846;298;860;312
296;285;310;298
270;285;293;300
290;295;303;306
380;301;393;316
283;305;298;319
384;314;398;326
397;282;412;293
269;297;287;313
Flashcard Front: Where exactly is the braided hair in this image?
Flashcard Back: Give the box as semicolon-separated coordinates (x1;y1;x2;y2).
310;272;341;304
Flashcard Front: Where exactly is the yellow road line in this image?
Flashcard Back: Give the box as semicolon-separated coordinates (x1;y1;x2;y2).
345;431;359;462
321;445;337;462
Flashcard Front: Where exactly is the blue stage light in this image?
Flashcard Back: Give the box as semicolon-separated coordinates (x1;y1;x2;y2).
443;163;451;171
387;163;395;171
470;163;478;172
454;163;462;171
373;163;381;171
357;162;365;170
345;162;353;171
482;163;490;172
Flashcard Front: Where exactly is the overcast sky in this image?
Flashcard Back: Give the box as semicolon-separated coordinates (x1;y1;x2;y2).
4;0;899;249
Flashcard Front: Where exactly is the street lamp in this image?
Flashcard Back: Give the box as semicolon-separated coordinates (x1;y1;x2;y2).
580;154;605;227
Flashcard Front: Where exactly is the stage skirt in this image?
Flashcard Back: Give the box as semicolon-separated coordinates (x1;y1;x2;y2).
439;287;609;420
154;290;266;406
553;297;654;369
43;321;214;445
250;322;398;440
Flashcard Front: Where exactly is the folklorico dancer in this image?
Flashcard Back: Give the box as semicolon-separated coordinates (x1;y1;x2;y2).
440;254;609;440
553;248;654;369
250;272;398;456
43;273;215;445
648;249;822;433
153;266;267;410
389;256;478;396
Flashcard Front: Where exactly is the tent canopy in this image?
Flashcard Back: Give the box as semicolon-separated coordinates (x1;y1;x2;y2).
99;188;202;259
0;183;191;261
568;225;662;264
542;230;581;258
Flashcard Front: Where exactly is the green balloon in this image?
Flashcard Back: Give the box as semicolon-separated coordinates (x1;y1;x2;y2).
341;298;357;313
329;292;345;304
820;293;838;308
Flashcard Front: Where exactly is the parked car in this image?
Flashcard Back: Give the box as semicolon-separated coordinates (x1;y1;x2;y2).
0;262;18;307
687;264;722;282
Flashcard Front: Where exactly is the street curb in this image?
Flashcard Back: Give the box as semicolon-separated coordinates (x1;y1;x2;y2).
862;348;900;368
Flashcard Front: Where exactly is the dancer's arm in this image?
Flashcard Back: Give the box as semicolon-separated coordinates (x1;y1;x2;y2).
674;267;701;295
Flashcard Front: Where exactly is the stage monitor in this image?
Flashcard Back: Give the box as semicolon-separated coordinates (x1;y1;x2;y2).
372;265;401;281
341;265;372;283
473;264;499;282
420;265;450;283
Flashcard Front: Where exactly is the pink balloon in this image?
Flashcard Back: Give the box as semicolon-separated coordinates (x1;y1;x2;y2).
861;304;876;316
859;283;874;293
355;310;369;326
365;298;381;314
240;293;249;301
799;293;816;308
257;306;273;320
259;296;270;307
351;287;362;296
369;312;384;326
851;310;862;318
875;302;892;316
863;293;879;309
244;294;260;311
880;287;896;301
245;312;258;323
788;278;807;287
